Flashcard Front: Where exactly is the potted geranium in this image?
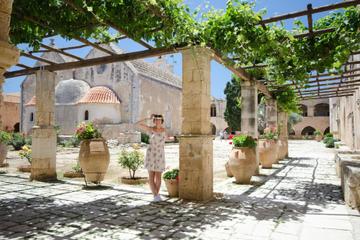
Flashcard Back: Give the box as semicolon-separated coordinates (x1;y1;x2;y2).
228;135;257;184
75;122;110;185
118;147;148;185
314;130;323;142
18;145;32;172
163;168;179;197
0;131;11;167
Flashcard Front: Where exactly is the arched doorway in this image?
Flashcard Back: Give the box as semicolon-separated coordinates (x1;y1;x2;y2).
289;129;295;135
301;126;316;135
324;127;330;135
13;122;20;132
314;103;329;116
211;123;216;135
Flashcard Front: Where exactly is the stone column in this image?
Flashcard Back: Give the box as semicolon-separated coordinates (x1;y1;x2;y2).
0;0;20;130
179;47;213;201
240;81;259;174
278;111;289;158
30;70;57;181
265;98;277;128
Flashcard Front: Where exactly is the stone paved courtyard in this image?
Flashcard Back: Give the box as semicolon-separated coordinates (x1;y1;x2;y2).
0;140;359;240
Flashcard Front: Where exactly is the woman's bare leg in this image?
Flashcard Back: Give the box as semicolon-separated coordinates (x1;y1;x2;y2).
148;171;157;196
154;172;162;195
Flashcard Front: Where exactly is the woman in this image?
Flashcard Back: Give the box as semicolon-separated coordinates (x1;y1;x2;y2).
135;114;166;202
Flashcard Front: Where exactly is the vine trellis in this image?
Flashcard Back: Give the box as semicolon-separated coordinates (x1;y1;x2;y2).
5;0;360;113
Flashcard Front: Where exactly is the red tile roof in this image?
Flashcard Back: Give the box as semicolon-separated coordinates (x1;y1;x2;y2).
25;96;36;106
78;86;120;104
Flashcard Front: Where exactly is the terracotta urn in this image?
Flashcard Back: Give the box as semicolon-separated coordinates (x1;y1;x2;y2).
0;143;8;166
315;135;322;142
79;138;110;184
277;140;288;160
225;161;233;177
259;140;277;168
228;147;257;184
164;179;179;197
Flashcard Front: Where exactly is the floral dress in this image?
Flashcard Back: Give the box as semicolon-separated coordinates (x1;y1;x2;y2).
144;130;166;172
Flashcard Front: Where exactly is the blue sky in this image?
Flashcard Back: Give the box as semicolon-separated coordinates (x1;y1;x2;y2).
4;0;341;98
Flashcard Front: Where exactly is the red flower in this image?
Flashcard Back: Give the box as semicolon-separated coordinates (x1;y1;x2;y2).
176;175;179;181
229;142;233;145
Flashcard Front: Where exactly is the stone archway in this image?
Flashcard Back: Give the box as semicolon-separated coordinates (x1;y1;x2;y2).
211;123;216;135
324;127;330;135
13;122;19;132
301;126;316;135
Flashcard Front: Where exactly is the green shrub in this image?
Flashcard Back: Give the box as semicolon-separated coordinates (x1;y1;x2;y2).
323;136;333;144
325;138;335;148
118;149;144;179
324;133;333;138
60;136;80;148
141;132;149;144
232;135;257;148
314;130;322;136
10;133;30;150
163;168;179;180
72;162;82;173
0;131;11;145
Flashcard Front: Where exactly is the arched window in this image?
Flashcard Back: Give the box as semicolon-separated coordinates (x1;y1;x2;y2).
30;112;34;122
299;104;308;117
314;103;329;116
210;104;217;117
301;126;316;136
84;110;89;121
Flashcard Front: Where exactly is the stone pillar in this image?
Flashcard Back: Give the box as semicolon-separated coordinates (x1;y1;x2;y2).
240;81;259;174
179;47;213;201
278;111;289;158
265;98;277;128
30;70;57;181
0;0;20;130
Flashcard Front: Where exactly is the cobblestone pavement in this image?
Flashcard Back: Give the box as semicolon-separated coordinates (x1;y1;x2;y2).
0;140;359;240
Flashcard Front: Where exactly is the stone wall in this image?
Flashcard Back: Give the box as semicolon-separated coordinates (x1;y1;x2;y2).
137;74;182;136
329;53;360;150
2;93;19;131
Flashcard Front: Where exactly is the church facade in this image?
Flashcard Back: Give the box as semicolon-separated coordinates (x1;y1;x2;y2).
21;43;182;142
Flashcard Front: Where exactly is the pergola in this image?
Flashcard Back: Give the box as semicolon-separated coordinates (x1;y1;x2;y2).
0;0;359;201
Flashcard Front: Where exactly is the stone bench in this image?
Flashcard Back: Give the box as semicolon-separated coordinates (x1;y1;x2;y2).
343;165;360;210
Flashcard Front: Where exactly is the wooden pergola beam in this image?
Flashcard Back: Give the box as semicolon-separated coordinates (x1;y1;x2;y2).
5;45;187;79
21;52;55;65
301;88;357;96
301;93;354;100
40;43;83;61
260;0;360;25
16;63;31;69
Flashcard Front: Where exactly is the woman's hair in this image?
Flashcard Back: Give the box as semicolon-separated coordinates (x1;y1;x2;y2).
152;114;164;124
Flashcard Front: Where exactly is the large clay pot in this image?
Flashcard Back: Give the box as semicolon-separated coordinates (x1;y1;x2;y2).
228;147;257;184
79;138;110;184
0;143;8;166
315;135;322;142
277;140;288;160
164;179;179;197
225;161;233;177
259;140;277;168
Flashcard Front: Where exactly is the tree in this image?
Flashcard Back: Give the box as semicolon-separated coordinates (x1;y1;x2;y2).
224;76;241;132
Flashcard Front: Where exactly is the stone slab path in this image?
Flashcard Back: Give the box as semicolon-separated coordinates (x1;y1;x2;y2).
0;140;359;240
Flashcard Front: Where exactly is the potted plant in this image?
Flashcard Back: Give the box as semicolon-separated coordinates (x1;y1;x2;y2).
118;147;148;185
10;133;31;151
228;134;257;184
259;127;278;168
0;131;11;167
75;122;110;185
163;168;179;197
314;130;323;142
18;145;32;172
